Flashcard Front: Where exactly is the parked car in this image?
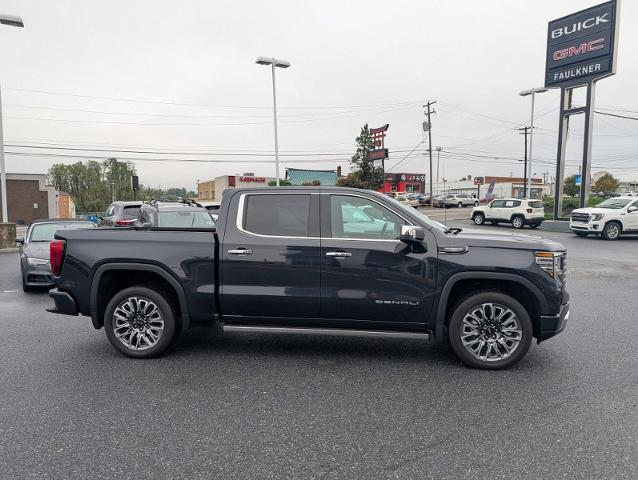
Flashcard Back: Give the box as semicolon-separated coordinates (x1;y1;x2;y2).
471;198;545;229
570;196;638;240
99;201;143;227
417;194;431;206
17;219;95;291
395;195;419;208
436;193;479;208
137;199;216;228
199;201;221;222
49;187;569;370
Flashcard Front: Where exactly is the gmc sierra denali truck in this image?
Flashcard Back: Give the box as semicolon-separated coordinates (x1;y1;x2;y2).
48;187;569;369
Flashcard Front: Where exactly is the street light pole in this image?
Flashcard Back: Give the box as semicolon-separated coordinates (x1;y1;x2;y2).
519;87;548;199
256;56;291;187
0;14;25;223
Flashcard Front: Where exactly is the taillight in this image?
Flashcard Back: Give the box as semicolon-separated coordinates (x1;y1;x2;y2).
527;209;533;214
50;240;66;277
115;218;136;226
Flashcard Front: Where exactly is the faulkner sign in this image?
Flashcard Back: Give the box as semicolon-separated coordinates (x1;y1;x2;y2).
545;0;619;88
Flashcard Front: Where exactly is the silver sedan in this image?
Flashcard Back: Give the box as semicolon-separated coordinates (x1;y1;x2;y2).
17;219;96;292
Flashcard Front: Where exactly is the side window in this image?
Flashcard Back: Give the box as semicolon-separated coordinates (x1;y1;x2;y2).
243;194;310;237
506;200;521;208
106;205;116;216
330;195;404;240
631;200;638;210
491;200;505;208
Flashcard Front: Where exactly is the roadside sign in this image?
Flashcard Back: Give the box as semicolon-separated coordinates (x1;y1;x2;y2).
473;177;484;186
575;175;582;186
545;0;619;88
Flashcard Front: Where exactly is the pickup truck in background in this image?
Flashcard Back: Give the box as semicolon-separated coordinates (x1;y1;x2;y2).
48;187;570;369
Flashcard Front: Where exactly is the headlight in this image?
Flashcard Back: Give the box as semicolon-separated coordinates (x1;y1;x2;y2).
27;257;50;266
591;214;604;221
535;251;565;278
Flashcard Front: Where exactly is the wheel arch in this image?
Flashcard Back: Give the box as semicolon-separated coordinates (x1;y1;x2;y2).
90;262;189;330
434;272;548;339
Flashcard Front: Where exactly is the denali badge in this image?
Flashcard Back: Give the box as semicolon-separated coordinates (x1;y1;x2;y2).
375;300;419;306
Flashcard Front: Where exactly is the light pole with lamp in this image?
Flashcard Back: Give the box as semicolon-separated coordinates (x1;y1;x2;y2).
0;14;24;223
519;87;548;199
255;56;291;187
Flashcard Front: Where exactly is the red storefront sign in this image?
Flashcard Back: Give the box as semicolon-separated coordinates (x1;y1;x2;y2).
239;176;266;182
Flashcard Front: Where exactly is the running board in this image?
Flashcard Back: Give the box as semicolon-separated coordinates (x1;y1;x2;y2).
221;324;430;340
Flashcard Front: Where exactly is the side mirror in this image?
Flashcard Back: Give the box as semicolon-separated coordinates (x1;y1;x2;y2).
15;237;24;245
628;206;638;213
399;225;425;244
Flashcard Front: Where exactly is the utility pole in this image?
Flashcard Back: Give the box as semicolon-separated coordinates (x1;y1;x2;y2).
518;126;531;198
423;101;436;201
436;146;442;185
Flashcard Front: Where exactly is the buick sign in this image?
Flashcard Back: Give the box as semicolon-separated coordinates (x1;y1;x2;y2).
545;0;619;88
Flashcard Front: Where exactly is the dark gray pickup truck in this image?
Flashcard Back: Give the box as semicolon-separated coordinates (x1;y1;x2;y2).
49;187;569;369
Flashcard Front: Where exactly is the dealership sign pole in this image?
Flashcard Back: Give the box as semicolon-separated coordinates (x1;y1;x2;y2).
545;0;620;219
369;124;389;191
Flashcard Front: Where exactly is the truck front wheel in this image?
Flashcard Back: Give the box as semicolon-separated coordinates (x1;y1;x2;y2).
104;286;178;358
448;292;532;369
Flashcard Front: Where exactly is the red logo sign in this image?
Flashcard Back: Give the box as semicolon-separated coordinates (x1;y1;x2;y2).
239;176;266;183
474;177;484;185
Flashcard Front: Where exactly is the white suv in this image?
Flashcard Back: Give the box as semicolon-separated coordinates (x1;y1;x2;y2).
570;197;638;240
471;198;545;229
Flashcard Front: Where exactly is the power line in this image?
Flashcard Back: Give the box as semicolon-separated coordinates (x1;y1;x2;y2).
595;110;638;121
5;86;423;111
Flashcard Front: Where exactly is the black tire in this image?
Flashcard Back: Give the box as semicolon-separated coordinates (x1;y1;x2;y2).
457;202;463;209
104;286;178;358
574;231;589;237
601;221;621;241
472;212;485;225
448;291;533;370
511;215;524;229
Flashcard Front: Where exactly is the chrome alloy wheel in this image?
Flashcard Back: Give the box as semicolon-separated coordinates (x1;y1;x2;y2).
605;223;620;240
113;296;164;351
460;303;522;362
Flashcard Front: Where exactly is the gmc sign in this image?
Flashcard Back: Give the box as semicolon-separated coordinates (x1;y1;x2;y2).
545;0;619;88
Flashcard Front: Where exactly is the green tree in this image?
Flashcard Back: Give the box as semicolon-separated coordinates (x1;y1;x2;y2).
563;175;579;197
338;123;383;190
593;173;619;193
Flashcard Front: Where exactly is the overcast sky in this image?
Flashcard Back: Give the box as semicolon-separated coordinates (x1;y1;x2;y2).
1;0;637;189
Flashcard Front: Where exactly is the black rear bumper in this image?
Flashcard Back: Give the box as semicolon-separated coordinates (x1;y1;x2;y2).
47;288;79;316
537;303;569;343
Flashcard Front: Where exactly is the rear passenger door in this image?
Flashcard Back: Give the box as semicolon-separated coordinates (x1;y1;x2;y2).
220;192;321;320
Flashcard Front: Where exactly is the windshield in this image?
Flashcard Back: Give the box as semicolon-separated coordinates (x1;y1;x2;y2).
596;198;631;209
157;211;215;228
386;196;449;232
29;222;95;242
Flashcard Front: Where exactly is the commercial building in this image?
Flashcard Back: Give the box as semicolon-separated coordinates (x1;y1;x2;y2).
436;176;549;200
0;173;59;224
57;192;76;219
197;174;276;202
382;173;426;194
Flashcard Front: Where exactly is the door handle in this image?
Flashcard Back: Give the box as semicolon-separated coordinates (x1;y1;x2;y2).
228;248;253;255
325;251;352;257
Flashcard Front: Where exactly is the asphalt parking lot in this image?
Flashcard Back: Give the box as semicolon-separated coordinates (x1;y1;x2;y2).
1;228;637;479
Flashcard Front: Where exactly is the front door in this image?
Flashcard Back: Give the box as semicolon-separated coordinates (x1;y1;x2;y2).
320;193;437;327
486;199;505;220
625;200;638;231
220;192;321;321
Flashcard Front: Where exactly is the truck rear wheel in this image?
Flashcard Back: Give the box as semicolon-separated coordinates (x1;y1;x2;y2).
448;292;532;370
104;286;178;358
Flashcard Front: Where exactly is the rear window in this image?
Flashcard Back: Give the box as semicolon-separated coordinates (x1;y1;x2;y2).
528;201;543;209
243;194;310;237
157;211;215;228
123;206;141;218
